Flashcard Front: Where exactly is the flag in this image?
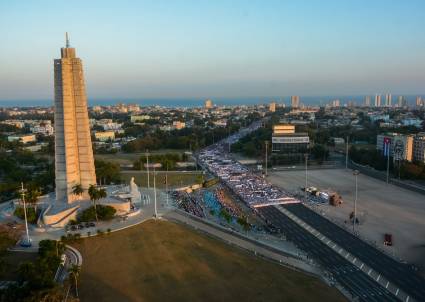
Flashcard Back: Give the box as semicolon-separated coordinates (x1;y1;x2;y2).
383;137;391;157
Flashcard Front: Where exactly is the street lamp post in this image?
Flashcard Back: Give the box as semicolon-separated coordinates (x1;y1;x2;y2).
146;150;150;188
165;163;169;207
153;166;158;218
345;135;349;169
353;170;359;233
386;143;390;184
265;141;269;177
19;183;31;247
304;154;308;200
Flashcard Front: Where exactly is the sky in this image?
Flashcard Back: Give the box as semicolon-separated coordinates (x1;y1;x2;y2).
0;0;424;102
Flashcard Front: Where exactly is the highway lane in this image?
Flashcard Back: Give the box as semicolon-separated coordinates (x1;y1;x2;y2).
283;203;425;301
257;206;399;302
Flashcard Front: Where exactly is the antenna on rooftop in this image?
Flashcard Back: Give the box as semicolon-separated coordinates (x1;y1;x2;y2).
65;32;70;48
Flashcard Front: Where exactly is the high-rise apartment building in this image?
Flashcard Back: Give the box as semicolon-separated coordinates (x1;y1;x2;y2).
364;95;371;107
416;96;423;107
385;94;392;107
54;34;96;203
291;96;300;108
375;94;381;107
269;101;276;112
205;99;213;109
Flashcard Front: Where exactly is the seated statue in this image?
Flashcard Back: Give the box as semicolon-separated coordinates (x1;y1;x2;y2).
129;177;141;203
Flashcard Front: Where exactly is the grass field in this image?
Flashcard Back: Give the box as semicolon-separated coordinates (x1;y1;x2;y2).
74;220;345;302
0;225;36;280
120;171;203;189
95;150;189;166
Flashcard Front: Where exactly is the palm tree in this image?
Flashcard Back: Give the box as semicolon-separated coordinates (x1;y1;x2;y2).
26;187;41;213
68;264;80;298
88;184;99;221
72;184;84;198
98;188;107;199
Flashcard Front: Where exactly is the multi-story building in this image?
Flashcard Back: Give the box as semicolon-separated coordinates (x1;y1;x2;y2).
291;96;300;108
385;93;392;107
376;133;413;162
269;101;276;112
331;99;340;107
30;120;54;136
364;96;371;107
7;134;37;144
272;124;309;162
416;96;423;107
413;133;425;163
131;115;151;123
94;131;115;141
172;121;186;130
1;120;25;128
205;99;213;109
401;118;423;128
375;94;381;107
397;96;406;107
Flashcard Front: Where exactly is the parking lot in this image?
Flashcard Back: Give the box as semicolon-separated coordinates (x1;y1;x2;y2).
267;168;425;274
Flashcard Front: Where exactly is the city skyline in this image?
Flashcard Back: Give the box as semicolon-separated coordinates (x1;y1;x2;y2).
1;1;425;101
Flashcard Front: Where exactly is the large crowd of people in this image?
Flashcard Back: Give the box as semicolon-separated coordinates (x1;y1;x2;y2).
197;123;300;209
214;186;242;217
172;191;205;218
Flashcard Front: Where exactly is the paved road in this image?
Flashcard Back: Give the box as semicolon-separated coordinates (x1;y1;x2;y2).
283;203;425;301
257;206;399;302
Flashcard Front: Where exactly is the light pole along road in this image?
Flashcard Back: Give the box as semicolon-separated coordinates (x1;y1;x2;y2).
353;169;359;232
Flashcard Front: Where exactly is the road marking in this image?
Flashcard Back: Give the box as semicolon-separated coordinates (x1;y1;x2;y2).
406;296;410;302
326;240;331;244
376;274;380;282
385;281;389;288
345;253;350;258
395;288;399;296
352;258;356;264
338;248;343;253
368;269;372;275
360;263;364;269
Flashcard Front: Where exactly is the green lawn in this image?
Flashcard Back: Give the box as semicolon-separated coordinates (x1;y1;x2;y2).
74;220;346;302
95;150;190;166
120;171;203;188
0;226;37;281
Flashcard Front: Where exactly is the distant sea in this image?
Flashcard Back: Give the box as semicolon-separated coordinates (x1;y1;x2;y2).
0;95;422;108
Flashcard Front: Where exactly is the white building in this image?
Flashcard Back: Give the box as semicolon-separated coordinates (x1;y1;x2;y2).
30;120;54;136
7;134;37;144
413;133;425;163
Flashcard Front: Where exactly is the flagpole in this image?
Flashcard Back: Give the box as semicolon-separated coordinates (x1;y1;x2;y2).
20;183;31;247
166;163;169;207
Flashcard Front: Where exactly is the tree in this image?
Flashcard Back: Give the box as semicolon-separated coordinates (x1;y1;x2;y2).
88;185;100;221
72;184;84;197
68;264;81;298
26;187;42;213
98;188;107;199
311;144;329;164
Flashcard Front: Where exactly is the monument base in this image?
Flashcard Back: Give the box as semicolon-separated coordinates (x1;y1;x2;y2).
42;196;132;228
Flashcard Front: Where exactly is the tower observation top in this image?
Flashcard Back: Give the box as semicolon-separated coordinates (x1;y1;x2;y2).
65;32;70;48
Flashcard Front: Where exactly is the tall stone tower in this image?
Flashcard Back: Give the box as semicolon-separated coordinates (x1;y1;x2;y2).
54;33;96;203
